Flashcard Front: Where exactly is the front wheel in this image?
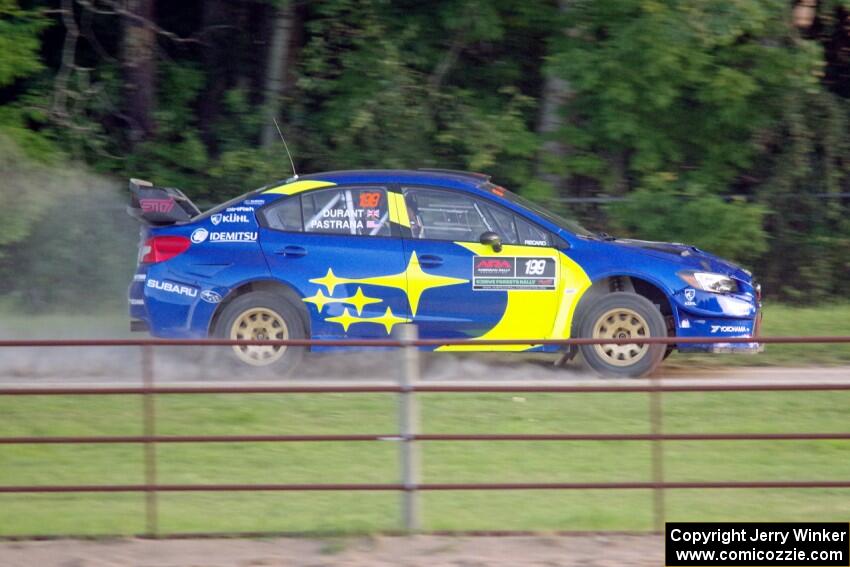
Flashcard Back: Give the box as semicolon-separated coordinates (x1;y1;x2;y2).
577;292;667;378
214;291;306;373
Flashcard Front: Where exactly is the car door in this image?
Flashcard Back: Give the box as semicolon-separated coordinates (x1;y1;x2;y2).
258;185;411;340
394;186;563;349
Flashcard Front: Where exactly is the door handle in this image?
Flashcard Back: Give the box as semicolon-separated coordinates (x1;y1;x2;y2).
275;245;307;257
418;254;443;267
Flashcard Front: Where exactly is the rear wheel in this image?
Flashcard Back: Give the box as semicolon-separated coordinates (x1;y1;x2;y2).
214;291;306;373
577;292;667;378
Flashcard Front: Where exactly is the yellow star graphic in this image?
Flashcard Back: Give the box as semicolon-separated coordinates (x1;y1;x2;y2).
303;287;382;315
308;252;468;317
309;267;346;295
325;306;411;334
403;253;468;316
373;306;411;334
302;289;334;312
325;307;360;332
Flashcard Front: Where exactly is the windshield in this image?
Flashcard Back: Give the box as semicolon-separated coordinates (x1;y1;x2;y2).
487;183;593;237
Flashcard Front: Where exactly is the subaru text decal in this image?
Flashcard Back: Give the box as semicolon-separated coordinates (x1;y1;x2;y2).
147;278;197;298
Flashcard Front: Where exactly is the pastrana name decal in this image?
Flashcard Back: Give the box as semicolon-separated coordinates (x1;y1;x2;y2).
472;256;556;290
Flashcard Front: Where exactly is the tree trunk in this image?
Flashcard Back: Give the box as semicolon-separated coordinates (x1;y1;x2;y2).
198;0;235;151
122;0;156;144
536;0;572;193
261;0;295;149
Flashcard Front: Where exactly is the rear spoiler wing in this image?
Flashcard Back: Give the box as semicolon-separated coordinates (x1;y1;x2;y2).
127;178;201;225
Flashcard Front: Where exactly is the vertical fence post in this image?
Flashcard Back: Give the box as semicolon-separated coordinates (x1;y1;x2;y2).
650;373;665;534
141;344;158;537
395;324;421;532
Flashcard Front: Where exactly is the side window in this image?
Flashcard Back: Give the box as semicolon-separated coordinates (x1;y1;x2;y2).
403;188;490;242
479;202;519;244
264;197;303;232
263;186;388;236
402;187;552;246
516;217;551;247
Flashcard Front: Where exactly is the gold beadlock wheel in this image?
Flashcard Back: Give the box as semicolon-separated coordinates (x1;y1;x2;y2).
591;307;650;367
229;307;289;366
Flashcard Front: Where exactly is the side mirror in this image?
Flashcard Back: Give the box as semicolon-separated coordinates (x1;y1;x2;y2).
479;231;502;253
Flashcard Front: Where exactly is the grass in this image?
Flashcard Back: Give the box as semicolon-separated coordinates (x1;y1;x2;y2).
1;390;849;535
0;303;848;535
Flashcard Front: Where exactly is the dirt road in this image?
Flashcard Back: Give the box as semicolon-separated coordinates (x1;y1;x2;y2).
0;534;662;567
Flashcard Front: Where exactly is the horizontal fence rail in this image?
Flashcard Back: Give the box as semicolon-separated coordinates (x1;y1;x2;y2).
0;331;848;538
3;481;850;494
3;383;850;395
2;432;850;444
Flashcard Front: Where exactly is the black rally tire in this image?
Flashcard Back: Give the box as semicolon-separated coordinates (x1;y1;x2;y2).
576;292;667;378
214;291;306;374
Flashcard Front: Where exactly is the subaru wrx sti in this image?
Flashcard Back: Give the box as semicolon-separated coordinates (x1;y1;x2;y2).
128;169;762;377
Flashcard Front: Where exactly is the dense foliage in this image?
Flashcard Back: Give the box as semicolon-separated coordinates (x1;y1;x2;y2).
1;0;849;307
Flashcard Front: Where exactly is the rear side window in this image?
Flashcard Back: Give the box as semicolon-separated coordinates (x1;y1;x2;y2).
263;187;391;237
265;197;302;232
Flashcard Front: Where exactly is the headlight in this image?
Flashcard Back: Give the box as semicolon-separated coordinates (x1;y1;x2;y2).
678;271;739;294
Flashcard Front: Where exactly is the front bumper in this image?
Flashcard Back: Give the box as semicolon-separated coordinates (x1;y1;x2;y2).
700;341;764;354
675;304;763;354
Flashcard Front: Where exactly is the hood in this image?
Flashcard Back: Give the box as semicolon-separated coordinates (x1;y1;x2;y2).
611;238;751;281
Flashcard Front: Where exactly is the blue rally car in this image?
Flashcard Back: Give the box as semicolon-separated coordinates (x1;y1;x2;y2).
128;169;762;377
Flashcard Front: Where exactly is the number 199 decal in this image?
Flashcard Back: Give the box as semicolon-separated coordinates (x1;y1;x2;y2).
472;256;556;290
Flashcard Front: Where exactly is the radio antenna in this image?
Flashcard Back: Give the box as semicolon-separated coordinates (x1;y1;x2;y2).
273;117;298;180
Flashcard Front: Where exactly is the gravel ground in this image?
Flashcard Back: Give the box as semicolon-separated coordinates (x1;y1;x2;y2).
0;534;663;567
1;345;848;385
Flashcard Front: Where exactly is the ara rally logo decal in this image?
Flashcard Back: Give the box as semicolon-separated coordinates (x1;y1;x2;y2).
472;256;556;291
